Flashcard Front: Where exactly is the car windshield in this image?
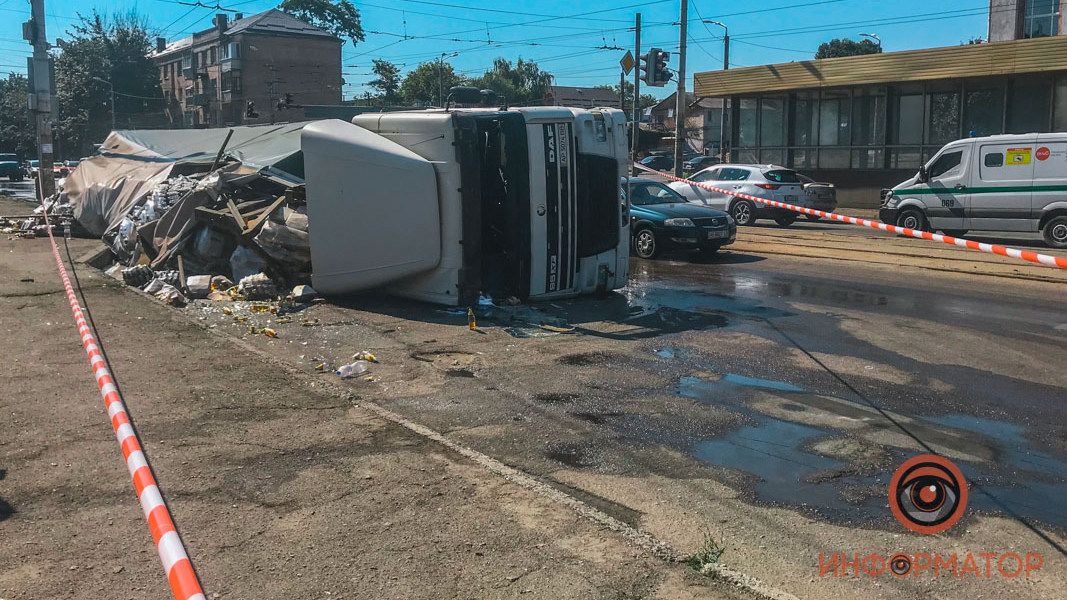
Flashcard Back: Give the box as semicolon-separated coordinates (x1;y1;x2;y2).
763;169;800;183
0;154;16;161
629;182;684;206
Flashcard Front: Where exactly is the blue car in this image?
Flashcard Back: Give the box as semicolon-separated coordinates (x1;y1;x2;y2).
627;177;736;259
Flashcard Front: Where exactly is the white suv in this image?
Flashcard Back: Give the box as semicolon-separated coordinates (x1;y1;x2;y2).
667;164;808;227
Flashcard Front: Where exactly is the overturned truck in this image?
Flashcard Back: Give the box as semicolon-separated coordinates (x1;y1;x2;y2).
68;106;631;306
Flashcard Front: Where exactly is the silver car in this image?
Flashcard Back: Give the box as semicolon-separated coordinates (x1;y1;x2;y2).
667;164;819;227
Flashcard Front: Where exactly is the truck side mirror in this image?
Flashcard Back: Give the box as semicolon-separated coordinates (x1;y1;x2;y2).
917;165;929;183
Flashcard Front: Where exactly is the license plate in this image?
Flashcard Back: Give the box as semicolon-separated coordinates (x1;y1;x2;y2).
707;230;729;239
783;195;798;202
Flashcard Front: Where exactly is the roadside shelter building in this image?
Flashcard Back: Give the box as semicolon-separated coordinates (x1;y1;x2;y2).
692;35;1067;205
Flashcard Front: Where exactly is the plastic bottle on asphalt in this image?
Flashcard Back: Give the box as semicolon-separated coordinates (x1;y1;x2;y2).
336;360;372;378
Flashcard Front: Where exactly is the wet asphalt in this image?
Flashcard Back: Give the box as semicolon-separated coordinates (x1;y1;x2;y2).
618;253;1067;533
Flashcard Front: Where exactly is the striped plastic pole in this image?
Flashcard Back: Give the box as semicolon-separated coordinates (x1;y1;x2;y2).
634;163;1067;270
39;209;206;600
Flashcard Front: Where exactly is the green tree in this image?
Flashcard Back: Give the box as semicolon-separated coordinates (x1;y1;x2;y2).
814;38;882;59
471;58;554;106
400;60;467;106
54;11;161;157
0;74;35;158
279;0;364;46
368;59;401;104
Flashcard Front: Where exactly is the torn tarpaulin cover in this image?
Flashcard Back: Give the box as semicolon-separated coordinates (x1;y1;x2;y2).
64;122;306;236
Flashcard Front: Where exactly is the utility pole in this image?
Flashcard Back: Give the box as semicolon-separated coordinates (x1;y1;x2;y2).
631;12;640;175
673;1;687;178
619;71;625;112
720;31;729;161
703;19;730;161
26;0;55;197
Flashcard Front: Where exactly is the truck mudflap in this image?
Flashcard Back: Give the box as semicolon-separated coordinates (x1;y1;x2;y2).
302;119;442;295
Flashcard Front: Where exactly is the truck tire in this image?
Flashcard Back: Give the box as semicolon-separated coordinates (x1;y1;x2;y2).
633;227;659;259
1043;215;1067;249
730;200;755;226
896;208;929;232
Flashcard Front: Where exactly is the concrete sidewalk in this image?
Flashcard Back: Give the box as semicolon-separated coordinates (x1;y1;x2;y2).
0;227;736;598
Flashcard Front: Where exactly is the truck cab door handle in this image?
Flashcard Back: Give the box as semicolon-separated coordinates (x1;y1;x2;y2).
954;184;967;190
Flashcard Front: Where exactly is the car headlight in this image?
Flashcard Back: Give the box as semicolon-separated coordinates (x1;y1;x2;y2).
884;195;899;208
726;215;736;225
663;218;695;227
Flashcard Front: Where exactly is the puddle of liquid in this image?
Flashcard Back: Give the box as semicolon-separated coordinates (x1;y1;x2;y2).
926;414;1067;531
678;373;806;399
655;347;676;358
692;419;870;513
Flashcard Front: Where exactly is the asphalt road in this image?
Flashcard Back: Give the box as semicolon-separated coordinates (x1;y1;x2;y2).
3;193;1065;599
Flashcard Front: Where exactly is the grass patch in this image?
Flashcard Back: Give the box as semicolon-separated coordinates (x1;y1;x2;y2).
685;530;726;572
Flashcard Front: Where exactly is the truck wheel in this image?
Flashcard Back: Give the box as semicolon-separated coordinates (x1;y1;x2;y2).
774;213;797;227
633;227;659;259
730;200;755;226
1043;216;1067;249
896;208;929;232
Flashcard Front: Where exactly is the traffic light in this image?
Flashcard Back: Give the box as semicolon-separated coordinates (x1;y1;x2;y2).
640;48;672;87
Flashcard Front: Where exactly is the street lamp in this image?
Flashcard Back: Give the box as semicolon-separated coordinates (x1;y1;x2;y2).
859;32;882;49
92;76;115;132
702;20;730;161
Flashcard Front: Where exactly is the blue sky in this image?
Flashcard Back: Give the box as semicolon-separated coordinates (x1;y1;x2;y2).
0;0;992;100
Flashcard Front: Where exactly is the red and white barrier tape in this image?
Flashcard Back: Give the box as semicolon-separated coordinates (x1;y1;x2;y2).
38;208;206;600
633;163;1067;270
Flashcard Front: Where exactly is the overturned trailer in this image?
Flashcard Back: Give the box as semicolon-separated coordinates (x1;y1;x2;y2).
66;106;630;306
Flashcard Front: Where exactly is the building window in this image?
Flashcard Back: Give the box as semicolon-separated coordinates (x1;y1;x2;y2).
222;42;240;60
209;47;216;65
181;54;193;70
737;97;758;147
964;85;1005;137
1054;76;1067;131
852;87;886;146
1024;0;1061;38
818;89;849;146
759;97;785;147
1007;79;1052;133
792;91;818;146
925;88;961;144
889;90;923;145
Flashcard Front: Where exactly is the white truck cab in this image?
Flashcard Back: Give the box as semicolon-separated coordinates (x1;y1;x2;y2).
881;133;1067;247
302;106;630;305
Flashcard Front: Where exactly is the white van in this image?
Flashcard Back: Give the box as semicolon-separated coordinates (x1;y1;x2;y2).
880;133;1067;248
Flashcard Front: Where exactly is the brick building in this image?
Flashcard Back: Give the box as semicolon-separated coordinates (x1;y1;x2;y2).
151;10;342;127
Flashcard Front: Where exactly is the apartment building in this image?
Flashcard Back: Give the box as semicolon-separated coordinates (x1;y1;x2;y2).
151;9;342;127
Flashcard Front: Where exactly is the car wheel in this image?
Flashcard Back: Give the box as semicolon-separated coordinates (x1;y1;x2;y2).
1042;215;1067;249
895;208;929;232
633;227;659;259
730;200;755;226
774;213;797;227
941;229;968;238
805;214;822;222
